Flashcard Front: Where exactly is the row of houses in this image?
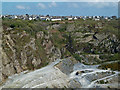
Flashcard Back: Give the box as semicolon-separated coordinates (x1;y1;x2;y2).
1;14;79;21
0;14;118;21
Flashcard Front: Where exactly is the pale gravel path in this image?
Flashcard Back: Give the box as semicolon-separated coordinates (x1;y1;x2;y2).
0;59;119;89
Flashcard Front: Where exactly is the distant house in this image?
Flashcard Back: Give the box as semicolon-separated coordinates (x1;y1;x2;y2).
51;18;62;21
112;16;117;20
104;16;111;21
67;17;72;20
39;16;50;21
79;16;82;19
82;16;87;20
94;18;100;21
93;16;100;21
93;16;95;19
46;17;50;21
11;15;18;19
31;15;37;20
29;17;33;20
40;17;46;20
89;16;92;19
108;17;111;21
22;15;29;20
83;18;86;20
36;16;40;20
74;17;77;20
97;16;100;18
17;15;23;19
105;16;108;20
100;16;105;20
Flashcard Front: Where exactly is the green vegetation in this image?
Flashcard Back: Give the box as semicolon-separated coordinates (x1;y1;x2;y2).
2;18;119;70
99;80;109;84
58;24;67;32
99;53;120;61
98;61;120;71
35;38;49;68
73;54;82;62
100;80;105;84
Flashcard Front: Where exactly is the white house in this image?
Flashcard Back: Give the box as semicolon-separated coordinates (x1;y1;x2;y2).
93;16;95;19
68;18;73;20
29;17;33;20
46;17;50;21
94;18;100;21
74;17;77;20
51;18;62;21
105;17;108;20
83;18;86;20
11;15;18;19
89;16;92;19
97;16;100;18
40;17;47;20
40;17;50;21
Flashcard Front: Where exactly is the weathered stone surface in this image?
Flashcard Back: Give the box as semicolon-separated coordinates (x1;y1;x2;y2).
2;62;16;77
0;25;3;83
2;51;10;66
55;57;78;75
32;58;41;67
69;78;82;88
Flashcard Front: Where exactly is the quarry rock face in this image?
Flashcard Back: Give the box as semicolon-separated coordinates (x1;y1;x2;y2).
1;22;69;81
1;23;120;79
1;19;120;88
55;57;78;75
0;26;3;83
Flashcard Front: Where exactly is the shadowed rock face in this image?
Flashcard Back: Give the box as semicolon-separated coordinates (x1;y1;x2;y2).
55;57;78;75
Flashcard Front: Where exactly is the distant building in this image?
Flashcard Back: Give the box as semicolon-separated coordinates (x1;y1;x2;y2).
22;15;29;20
94;18;100;21
46;17;50;21
82;16;87;20
100;16;105;20
108;17;111;21
97;16;100;18
93;16;100;21
112;16;117;20
25;14;29;20
68;18;73;20
1;14;115;22
10;15;18;19
51;18;62;21
31;15;37;20
40;17;47;20
74;17;77;20
105;16;108;20
29;17;33;20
